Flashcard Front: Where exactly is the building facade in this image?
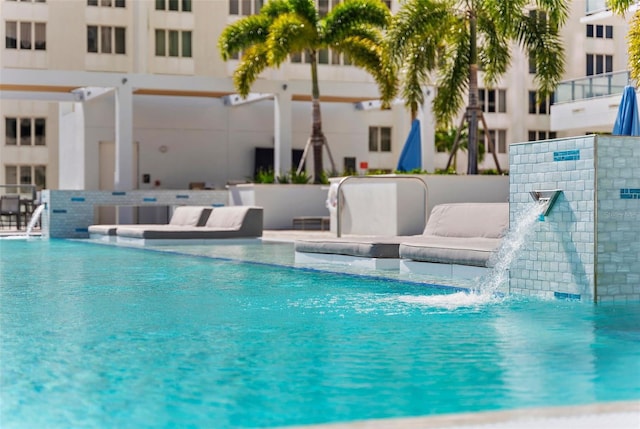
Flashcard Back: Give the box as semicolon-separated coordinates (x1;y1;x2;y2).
0;0;633;194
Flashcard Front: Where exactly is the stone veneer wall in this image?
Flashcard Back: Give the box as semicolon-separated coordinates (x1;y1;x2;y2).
40;190;228;239
509;135;640;303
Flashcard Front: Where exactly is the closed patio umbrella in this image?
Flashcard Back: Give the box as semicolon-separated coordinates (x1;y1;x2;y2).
612;85;640;136
396;119;421;172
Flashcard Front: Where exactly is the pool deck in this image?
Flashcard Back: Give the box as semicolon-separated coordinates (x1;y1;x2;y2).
283;401;640;429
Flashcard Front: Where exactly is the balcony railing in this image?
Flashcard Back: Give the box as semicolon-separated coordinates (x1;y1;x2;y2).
554;71;631;104
586;0;608;15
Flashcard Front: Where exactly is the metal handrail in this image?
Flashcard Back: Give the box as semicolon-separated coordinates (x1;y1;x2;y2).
335;175;429;237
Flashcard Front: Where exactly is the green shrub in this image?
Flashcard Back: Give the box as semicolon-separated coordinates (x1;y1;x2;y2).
255;168;275;183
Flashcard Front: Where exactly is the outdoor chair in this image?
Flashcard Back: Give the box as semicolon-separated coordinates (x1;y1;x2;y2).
0;195;21;229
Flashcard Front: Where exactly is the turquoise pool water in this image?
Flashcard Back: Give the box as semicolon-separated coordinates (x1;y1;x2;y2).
1;239;639;428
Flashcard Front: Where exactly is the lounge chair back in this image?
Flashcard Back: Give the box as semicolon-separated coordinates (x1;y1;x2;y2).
423;203;508;239
205;206;263;236
169;206;212;226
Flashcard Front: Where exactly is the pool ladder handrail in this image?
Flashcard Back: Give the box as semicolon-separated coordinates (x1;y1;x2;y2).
335;175;429;237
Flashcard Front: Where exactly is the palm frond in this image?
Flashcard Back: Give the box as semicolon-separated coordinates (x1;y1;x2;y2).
433;27;470;126
628;10;640;82
288;0;319;27
387;0;451;65
400;42;437;116
322;0;390;44
515;8;565;99
606;0;638;14
267;13;318;66
260;0;294;18
339;34;397;105
218;15;271;60
233;45;270;97
477;12;511;86
534;0;570;26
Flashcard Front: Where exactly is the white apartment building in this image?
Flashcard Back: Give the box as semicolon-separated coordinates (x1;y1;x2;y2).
0;0;632;193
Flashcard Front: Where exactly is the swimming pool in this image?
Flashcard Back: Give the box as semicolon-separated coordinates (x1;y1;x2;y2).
1;239;639;428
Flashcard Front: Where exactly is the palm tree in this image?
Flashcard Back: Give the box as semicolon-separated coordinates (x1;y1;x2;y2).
608;0;640;82
388;0;569;174
218;0;394;183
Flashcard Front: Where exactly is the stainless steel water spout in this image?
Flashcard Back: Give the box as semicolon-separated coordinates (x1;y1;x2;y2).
529;190;562;217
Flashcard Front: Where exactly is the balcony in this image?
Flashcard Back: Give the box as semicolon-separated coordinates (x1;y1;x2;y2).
550;71;634;133
586;0;608;15
555;71;631;104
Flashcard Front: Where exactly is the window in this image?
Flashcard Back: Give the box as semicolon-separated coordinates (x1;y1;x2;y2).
5;118;17;145
528;91;554;115
88;0;125;6
605;25;613;39
291;49;350;66
156;0;191;11
528;130;557;141
6;21;47;50
369;126;392;152
5;117;46;146
528;49;536;74
87;25;126;54
478;89;507;113
5;165;46;190
586;54;613;76
155;29;192;57
229;0;262;15
480;129;507;154
586;24;613;39
343;157;356;175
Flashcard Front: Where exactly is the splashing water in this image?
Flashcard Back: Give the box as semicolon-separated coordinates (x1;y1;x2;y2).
397;292;494;310
398;202;544;310
26;204;44;238
478;202;544;295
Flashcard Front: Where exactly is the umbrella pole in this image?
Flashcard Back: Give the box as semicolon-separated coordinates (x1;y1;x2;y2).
296;138;312;175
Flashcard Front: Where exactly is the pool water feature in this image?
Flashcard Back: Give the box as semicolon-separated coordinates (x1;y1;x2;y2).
1;240;639;428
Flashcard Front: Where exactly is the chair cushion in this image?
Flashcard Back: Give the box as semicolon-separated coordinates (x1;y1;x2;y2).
399;236;501;267
295;237;400;258
423;203;508;239
169;206;212;226
205;206;250;229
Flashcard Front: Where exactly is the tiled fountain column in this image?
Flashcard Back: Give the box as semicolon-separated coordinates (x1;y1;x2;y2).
509;135;640;303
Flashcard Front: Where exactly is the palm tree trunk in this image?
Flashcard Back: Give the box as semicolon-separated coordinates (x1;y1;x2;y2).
309;50;325;184
467;12;479;175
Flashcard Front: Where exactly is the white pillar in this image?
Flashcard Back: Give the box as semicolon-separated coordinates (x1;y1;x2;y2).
420;86;436;173
58;102;86;189
115;83;134;191
115;82;134;224
274;88;292;176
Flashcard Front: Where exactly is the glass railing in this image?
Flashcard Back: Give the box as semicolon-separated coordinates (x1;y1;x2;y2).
586;0;608;15
554;71;631;103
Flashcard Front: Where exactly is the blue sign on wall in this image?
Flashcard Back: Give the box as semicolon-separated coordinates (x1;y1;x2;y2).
553;150;580;161
620;189;640;199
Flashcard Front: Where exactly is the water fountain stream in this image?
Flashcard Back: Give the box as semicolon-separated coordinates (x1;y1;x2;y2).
25;204;45;238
